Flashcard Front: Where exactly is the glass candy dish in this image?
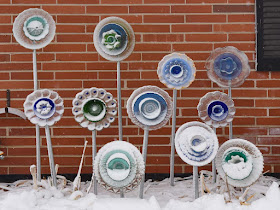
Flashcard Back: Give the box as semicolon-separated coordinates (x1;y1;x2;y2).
94;17;135;61
175;121;219;167
24;89;64;127
126;86;172;130
72;88;117;131
94;141;144;193
206;46;250;88
197;91;235;128
215;139;264;188
157;52;196;90
13;8;55;50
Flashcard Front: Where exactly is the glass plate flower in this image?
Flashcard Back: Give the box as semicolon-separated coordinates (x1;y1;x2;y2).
175;121;219;167
215;139;264;188
24;89;64;127
94;141;144;193
94;17;135;62
13;8;55;50
126;86;172;131
72;88;117;131
197;91;235;128
157;53;196;90
206;46;250;88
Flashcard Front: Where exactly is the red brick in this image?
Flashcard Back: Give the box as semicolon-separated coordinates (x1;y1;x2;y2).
101;0;141;3
134;43;171;52
213;5;254;13
173;43;212;52
13;0;56;3
172;24;212;32
144;15;184;23
42;6;85;14
57;34;93;43
130;5;169;13
11;72;54;80
56;25;85;33
43;44;86;52
214;24;254;32
0;6;39;14
87;6;128;14
56;71;97;80
186;15;226;23
228;14;255;22
57;15;99;23
172;5;212;13
185;34;227;42
133;24;170;33
228;33;255;42
58;0;98;3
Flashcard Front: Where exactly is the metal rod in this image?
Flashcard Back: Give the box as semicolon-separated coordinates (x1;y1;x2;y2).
170;89;177;186
33;48;41;182
228;84;233;139
45;125;57;187
193;166;199;199
139;127;149;199
92;130;97;195
117;61;123;141
120;189;124;198
212;127;217;183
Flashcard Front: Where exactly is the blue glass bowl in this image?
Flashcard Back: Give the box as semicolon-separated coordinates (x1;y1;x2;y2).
197;91;235;128
206;46;250;88
157;53;196;90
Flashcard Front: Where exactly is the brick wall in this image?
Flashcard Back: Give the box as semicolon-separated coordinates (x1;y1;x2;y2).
0;0;278;175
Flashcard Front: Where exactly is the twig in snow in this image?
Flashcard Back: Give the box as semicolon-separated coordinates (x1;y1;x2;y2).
73;140;88;191
55;164;59;174
86;174;94;193
225;174;232;203
30;165;38;190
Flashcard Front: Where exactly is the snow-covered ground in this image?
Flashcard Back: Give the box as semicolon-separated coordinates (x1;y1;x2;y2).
0;175;279;210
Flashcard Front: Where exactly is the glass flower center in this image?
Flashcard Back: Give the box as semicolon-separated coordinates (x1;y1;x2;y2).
139;98;161;120
170;65;184;78
190;135;207;153
102;29;121;50
220;57;237;75
106;153;130;181
222;148;253;180
25;16;46;37
33;98;55;120
83;98;106;122
208;101;228;122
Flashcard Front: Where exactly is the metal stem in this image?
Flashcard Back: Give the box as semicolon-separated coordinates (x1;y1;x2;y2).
212;127;217;183
193;166;199;199
139;127;149;199
45;125;57;187
228;84;233;139
33;49;41;182
92;130;97;195
117;61;123;141
170;89;177;186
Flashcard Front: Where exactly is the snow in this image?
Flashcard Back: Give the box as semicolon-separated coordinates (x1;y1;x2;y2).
0;175;279;210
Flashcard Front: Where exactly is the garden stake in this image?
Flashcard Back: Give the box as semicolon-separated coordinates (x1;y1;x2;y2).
194;166;199;199
212;127;217;183
139;126;149;199
92;130;97;195
33;48;41;183
170;89;177;186
117;61;123;141
45;125;57;187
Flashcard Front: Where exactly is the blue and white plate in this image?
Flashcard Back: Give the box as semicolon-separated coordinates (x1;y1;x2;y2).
94;17;135;61
157;53;196;90
13;8;55;50
24;89;64;127
94;141;144;193
206;46;250;88
216;139;263;187
197;91;235;128
175;121;219;167
127;86;172;130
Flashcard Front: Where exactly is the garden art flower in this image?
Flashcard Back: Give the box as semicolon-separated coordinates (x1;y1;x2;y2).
94;17;135;61
24;89;64;127
126;86;172;131
206;46;250;88
157;52;196;90
72;88;117;131
94;141;145;193
175;121;219;167
197;91;235;128
13;8;55;50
